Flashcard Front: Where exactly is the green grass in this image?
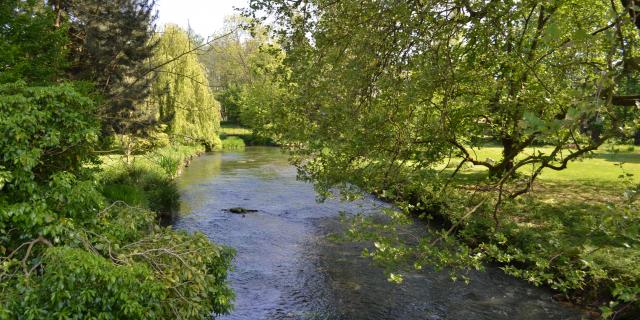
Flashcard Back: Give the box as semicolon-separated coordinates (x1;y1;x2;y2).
389;144;640;316
100;144;203;177
220;124;252;136
101;183;148;208
221;136;246;150
219;123;277;146
445;144;640;183
98;144;203;223
436;146;640;318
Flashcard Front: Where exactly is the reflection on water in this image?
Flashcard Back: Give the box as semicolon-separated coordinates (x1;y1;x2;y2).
175;147;583;320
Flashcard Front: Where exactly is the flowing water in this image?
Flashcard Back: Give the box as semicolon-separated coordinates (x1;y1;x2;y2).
175;147;584;320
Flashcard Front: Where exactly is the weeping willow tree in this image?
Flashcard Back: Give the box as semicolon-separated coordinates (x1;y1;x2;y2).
148;24;221;149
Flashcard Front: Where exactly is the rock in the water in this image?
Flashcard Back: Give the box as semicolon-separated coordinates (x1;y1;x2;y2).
227;207;258;214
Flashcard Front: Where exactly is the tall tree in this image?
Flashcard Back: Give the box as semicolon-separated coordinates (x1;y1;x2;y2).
54;0;159;135
198;16;270;123
0;0;68;85
244;2;640;315
148;25;222;149
247;0;640;195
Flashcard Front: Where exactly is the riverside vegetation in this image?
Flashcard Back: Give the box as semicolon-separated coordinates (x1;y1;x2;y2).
242;0;640;318
0;1;252;318
3;0;640;319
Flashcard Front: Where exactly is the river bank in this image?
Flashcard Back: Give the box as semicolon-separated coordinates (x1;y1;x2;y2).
98;144;205;223
174;147;584;319
363;147;640;319
220;123;278;147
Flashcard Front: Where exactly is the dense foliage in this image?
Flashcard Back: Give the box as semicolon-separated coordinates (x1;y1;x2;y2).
0;0;68;84
0;83;100;245
0;2;234;319
198;16;277;126
246;0;640;317
56;0;159;136
248;0;640;190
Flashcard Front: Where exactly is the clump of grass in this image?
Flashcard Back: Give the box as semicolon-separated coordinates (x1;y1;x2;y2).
222;136;246;150
101;165;179;223
157;155;180;178
101;183;147;208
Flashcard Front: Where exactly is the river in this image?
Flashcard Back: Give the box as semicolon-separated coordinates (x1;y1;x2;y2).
174;147;583;320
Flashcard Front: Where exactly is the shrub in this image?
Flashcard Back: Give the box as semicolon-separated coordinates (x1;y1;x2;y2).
1;204;235;320
92;205;235;318
114;229;236;317
0;82;102;245
11;247;165;319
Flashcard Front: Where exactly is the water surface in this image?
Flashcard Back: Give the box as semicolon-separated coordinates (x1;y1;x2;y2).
175;147;583;320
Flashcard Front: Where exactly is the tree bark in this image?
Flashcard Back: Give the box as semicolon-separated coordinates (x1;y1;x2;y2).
489;137;516;178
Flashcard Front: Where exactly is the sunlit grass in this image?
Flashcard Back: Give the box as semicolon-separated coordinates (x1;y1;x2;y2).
99;144;203;177
97;144;203;222
221;136;246;150
409;144;640;309
220;123;252;136
447;144;640;183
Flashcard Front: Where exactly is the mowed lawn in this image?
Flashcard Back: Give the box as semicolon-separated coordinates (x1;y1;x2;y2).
454;144;640;185
219;124;252;136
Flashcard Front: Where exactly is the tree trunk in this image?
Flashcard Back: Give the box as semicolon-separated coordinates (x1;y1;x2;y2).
120;136;133;165
489;137;516;178
54;0;62;28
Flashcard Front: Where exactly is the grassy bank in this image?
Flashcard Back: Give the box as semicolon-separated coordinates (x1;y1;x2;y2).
98;144;204;223
220;123;277;147
375;145;640;318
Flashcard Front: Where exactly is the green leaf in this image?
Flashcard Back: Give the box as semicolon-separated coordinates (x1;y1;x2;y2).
573;29;589;43
543;22;561;41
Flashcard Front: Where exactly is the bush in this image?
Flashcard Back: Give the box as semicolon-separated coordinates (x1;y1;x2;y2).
91;205;235;318
113;228;236;317
1;204;235;320
0;82;98;186
0;82;102;245
0;82;234;318
11;247;165;319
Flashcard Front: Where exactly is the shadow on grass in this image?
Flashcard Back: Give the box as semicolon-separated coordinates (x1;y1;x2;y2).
591;151;640;164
